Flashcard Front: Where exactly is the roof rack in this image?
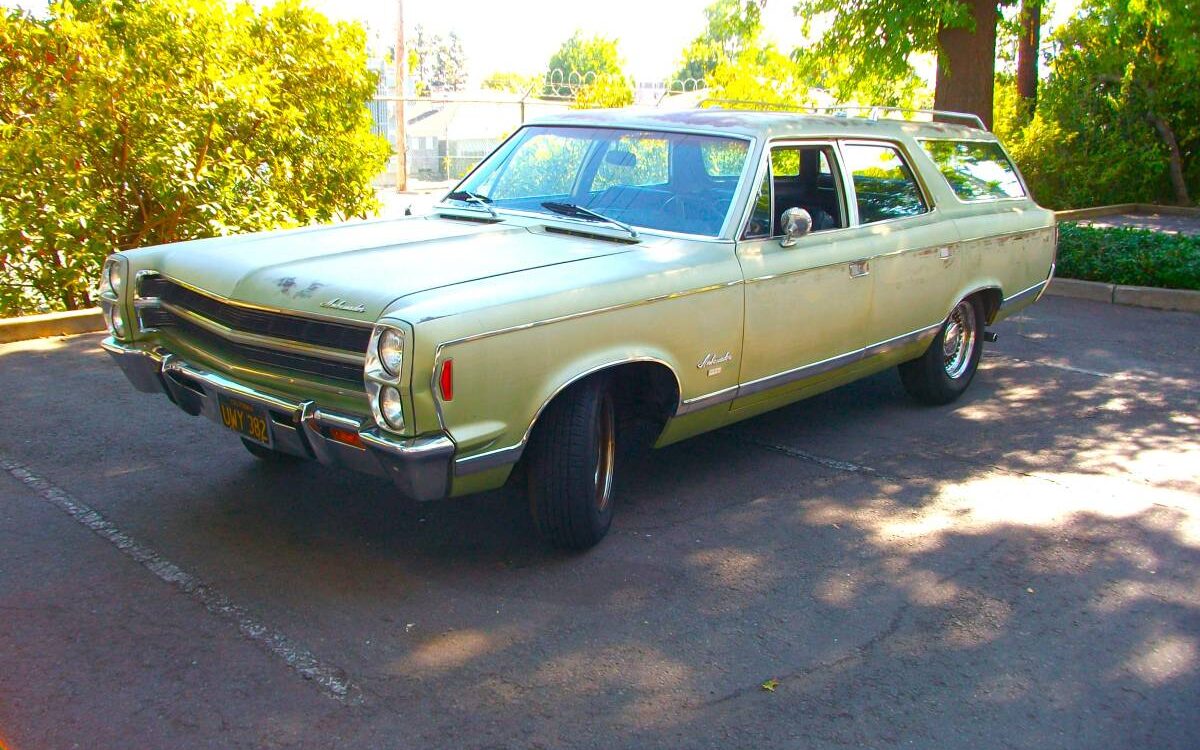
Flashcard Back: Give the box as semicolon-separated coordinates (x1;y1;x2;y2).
696;99;988;132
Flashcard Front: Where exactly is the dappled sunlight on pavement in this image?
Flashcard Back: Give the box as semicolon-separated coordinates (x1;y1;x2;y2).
1;298;1197;748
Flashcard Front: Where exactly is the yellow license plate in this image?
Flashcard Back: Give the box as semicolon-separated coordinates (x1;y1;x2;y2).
217;394;273;448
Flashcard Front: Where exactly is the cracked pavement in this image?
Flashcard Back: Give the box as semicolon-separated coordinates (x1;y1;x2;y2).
1;296;1198;748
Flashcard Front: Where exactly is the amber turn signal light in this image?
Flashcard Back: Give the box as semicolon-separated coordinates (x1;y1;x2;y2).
327;427;364;448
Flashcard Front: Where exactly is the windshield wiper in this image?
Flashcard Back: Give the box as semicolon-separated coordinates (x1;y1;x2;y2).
444;190;498;219
540;201;638;240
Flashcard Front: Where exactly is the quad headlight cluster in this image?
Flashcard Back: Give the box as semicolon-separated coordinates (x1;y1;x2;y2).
99;254;128;340
365;323;408;433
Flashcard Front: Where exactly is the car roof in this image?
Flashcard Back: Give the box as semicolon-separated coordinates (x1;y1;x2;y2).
525;107;992;143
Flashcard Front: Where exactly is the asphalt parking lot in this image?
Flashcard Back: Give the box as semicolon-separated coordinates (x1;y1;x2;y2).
2;295;1197;749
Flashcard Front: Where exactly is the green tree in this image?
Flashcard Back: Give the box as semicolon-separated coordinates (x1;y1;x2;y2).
704;46;811;107
1050;0;1196;205
673;0;764;83
410;26;467;93
544;32;633;108
481;71;537;94
996;0;1198;208
791;0;1011;126
0;0;389;315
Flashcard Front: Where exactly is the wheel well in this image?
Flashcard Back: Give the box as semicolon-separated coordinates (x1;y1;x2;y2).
527;361;680;460
972;287;1003;324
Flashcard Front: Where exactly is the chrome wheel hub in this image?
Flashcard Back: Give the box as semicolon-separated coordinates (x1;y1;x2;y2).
942;300;977;379
593;395;616;513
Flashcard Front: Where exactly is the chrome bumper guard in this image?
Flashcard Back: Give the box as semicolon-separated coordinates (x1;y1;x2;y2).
100;338;454;502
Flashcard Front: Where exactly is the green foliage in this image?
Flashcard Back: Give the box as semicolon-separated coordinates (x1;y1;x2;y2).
544;32;633;108
705;46;812;107
1056;223;1200;290
481;71;537;94
0;0;389;315
995;0;1199;208
674;0;763;83
410;26;467;93
790;0;970;105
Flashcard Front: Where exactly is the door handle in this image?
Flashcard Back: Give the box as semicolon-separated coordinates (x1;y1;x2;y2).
938;246;954;261
849;260;870;278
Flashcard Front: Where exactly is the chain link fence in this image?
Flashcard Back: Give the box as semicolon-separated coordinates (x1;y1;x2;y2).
368;72;711;192
368;94;573;189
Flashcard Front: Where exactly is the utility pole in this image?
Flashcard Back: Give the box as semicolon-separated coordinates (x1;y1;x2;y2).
394;0;408;192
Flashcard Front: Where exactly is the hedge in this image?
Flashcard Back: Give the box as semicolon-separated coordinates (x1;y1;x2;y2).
1055;222;1200;291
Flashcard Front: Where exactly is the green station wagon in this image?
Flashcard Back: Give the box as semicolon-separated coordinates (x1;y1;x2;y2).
100;107;1056;549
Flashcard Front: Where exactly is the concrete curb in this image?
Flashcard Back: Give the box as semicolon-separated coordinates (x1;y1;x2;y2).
0;308;105;344
1047;278;1200;313
1055;203;1200;221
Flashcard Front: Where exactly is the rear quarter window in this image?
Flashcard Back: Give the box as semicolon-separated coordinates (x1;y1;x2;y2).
841;142;928;224
920;139;1026;201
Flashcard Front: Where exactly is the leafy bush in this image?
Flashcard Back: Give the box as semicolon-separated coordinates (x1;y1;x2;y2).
0;0;389;316
1056;223;1200;290
993;0;1199;210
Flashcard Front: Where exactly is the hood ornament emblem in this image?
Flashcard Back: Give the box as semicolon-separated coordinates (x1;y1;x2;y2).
320;297;366;313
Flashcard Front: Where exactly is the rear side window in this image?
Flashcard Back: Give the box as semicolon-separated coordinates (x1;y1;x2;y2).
841;143;928;224
919;139;1025;201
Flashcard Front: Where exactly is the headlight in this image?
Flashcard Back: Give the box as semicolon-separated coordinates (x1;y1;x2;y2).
103;304;126;339
378;328;404;375
104;257;124;297
378;385;404;430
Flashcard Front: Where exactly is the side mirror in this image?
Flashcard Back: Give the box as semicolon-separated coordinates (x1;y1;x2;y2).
780;207;812;247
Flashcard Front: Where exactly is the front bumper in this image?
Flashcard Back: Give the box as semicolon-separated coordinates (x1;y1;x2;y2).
101;337;455;501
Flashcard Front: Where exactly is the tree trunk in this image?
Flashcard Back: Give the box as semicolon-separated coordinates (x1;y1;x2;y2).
934;0;998;129
1148;113;1192;206
1016;0;1041;108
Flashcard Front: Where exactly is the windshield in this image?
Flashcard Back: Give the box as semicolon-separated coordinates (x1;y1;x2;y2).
449;126;752;237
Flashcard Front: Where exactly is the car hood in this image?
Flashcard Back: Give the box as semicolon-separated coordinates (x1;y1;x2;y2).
150;215;632;322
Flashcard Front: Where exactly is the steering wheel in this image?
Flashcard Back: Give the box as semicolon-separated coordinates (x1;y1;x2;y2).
662;194;723;229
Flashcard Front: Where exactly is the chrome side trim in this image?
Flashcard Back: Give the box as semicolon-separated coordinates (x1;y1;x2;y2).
160;302;366;364
452;322;943;473
454;444;525;477
735;322;941;400
434;280;743;350
737;348;863;399
676;385;739;416
1000;278;1049;310
957;225;1055;245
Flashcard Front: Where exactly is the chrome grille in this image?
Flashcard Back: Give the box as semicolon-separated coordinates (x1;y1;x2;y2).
136;274;369;387
138;275;372;353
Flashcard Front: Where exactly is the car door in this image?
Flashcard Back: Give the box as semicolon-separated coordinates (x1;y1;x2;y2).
732;141;878;407
838;140;962;349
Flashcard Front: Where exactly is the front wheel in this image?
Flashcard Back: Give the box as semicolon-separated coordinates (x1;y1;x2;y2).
898;297;985;405
526;376;617;550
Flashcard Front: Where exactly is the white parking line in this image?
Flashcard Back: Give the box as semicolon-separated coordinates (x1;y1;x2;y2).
0;453;356;703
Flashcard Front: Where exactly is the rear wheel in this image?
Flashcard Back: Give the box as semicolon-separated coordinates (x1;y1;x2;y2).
240;437;305;463
898;297;985;405
526;376;617;550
